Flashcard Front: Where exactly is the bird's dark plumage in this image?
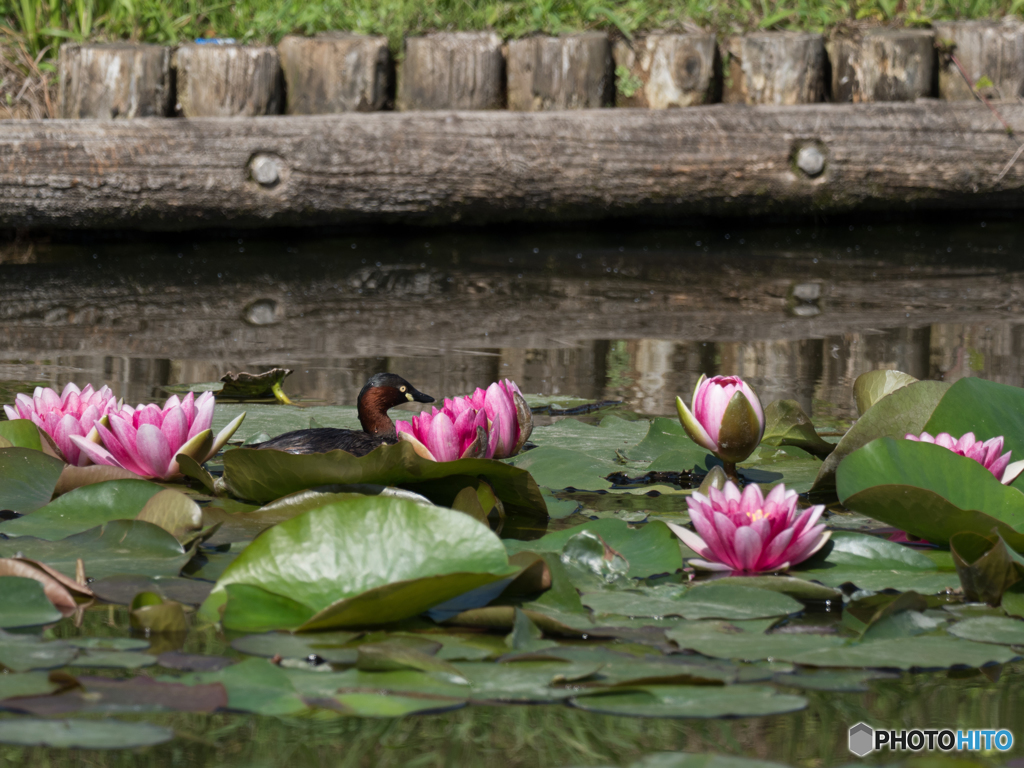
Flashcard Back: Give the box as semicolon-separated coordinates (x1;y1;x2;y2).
250;373;434;456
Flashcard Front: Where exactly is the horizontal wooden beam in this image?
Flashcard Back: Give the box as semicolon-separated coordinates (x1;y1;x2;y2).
1;103;1022;231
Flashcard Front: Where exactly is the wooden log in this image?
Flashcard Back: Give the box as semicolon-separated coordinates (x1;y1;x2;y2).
58;43;172;119
934;20;1024;101
507;33;613;111
278;34;391;114
398;32;504;110
0;104;1023;231
612;33;717;108
722;32;826;104
829;29;935;102
173;44;282;117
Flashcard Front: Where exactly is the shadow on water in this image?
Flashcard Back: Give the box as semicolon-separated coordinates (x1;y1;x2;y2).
2;219;1024;424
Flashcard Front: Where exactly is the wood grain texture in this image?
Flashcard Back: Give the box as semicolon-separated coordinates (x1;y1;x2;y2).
174;44;282;117
722;32;826;105
829;29;936;102
934;20;1024;101
613;34;718;108
398;33;505;110
0;103;1022;231
278;34;392;114
58;43;172;119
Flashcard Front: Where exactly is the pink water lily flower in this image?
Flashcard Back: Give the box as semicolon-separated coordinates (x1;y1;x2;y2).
667;481;830;573
397;406;489;462
676;375;765;472
4;383;119;466
68;392;245;481
904;431;1024;485
397;378;533;462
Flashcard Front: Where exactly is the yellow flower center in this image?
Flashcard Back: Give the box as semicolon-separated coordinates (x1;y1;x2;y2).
745;508;768;522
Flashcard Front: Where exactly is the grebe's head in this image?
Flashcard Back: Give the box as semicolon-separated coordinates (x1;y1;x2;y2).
359;373;435;411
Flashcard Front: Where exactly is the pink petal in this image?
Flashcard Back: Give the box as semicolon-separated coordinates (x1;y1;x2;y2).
69;435;124;470
52;414;85;466
732;526;764;572
160;406;189;454
96;422;148;476
136;423;174;479
426;412;459;462
188;392;215;438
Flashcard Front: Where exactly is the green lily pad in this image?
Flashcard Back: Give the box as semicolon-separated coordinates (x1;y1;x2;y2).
854;370;919;417
786;635;1018;669
69;650;158;669
794;531;958;592
569;684;807;718
812;380;950;494
0;671;61;700
950;532;1022;605
529;416;650;458
0;719;174;749
231;631;361;664
504;519;682;579
947;616;1024;645
836;437;1024;548
0;520;192;581
0;420;44;451
627;418;707;465
507;446;622;491
772;669;887;692
0;576;63;628
204;497;521;632
214;404;360;444
168;657;306;716
0;631;78;671
0;448;64;514
65;637;151;651
223;441;545;517
582;583;802;621
0;479;164;540
761;400;835;459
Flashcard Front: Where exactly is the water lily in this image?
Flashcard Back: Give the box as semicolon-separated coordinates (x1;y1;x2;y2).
396;406;489;462
904;431;1024;485
68;392;244;481
3;383;119;466
397;379;533;462
666;481;830;573
676;374;765;477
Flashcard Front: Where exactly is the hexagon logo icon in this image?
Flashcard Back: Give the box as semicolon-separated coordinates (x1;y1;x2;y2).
849;723;874;757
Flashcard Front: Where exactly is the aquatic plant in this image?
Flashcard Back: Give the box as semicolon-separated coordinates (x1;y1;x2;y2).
676;374;765;477
398;379;533;461
904;431;1024;485
667;481;829;573
69;391;244;481
3;383;118;466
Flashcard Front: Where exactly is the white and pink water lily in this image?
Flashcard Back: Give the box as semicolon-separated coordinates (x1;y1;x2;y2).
397;379;532;462
3;383;119;466
667;481;830;573
904;431;1024;485
68;392;244;481
676;374;765;468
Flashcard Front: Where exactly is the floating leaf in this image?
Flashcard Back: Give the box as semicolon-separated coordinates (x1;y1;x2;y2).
0;448;64;513
947;616;1024;646
761;400;834;459
0;480;163;540
0;420;43;451
951;532;1022;605
223;441;545;517
204;497;521;632
0;577;63;628
505;608;558;653
5;675;227;715
135;489;203;540
836;437;1024;548
582;583;801;621
0;631;78;671
0;719;173;749
0;520;192;581
854;370;919;417
90;575;213;606
53;464;144;496
627;418;708;465
812;380;950;494
569;684;807;718
529;416;651;459
168;657;305;716
0;671;61;700
508;446;623;491
231;630;360;664
69;650;158;669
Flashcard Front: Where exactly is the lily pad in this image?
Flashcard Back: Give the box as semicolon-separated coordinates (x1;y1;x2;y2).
507;446;622;491
204;497;521;632
0;577;63;628
627;418;707;465
504;519;683;579
582;583;802;621
836;437;1024;548
529;416;650;458
947;616;1024;645
0;420;44;451
0;479;164;540
214;404;359;444
0;631;78;671
811;380;950;494
0;719;174;749
0;448;64;513
0;520;193;581
569;684;807;718
169;657;307;716
223;441;545;517
854;370;919;417
0;671;61;700
761;400;835;459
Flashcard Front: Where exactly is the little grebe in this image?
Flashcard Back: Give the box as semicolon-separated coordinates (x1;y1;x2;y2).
251;373;434;456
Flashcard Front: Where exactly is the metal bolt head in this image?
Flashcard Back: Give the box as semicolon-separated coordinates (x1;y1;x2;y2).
250;154;281;186
796;145;826;177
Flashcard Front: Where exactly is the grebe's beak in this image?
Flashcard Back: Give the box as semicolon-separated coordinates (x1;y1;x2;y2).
406;386;435;404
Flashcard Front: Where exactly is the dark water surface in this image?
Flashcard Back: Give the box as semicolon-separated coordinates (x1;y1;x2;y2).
2;220;1024;766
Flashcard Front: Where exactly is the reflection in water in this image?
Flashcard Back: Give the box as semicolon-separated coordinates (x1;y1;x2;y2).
2;221;1023;423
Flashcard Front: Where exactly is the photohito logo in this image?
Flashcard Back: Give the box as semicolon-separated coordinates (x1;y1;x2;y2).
848;723;1013;756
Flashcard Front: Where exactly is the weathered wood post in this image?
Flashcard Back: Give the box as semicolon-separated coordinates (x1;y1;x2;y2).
933;20;1024;101
58;43;172;118
612;33;717;108
722;32;826;104
507;33;613;110
829;29;935;102
398;32;504;110
278;33;392;113
174;43;282;117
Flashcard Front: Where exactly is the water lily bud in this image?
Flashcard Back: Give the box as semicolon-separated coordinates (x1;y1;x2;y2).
675;374;765;465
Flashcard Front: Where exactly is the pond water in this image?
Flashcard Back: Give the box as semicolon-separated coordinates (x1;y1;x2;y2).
2;220;1024;767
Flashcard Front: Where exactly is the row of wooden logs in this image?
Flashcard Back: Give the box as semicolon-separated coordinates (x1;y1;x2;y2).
58;20;1024;119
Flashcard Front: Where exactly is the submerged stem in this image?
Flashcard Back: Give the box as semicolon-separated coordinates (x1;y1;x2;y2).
722;461;740;483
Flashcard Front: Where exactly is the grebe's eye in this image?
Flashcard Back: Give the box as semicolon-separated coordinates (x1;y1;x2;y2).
400;386;407;392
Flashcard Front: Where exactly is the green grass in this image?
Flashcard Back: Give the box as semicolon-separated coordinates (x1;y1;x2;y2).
3;0;1024;58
